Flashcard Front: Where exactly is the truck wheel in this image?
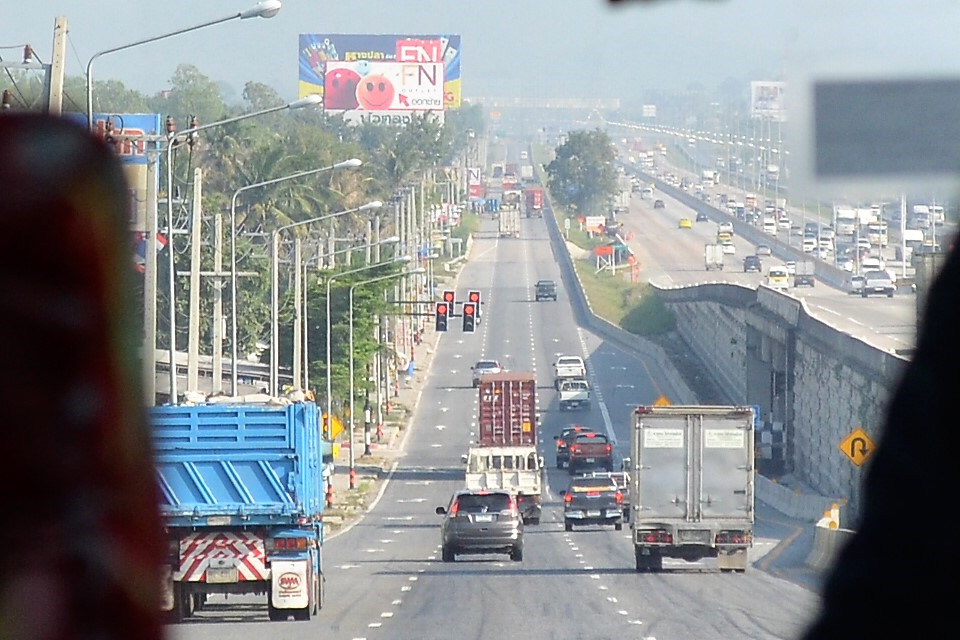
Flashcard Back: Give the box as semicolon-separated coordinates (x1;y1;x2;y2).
635;549;662;573
614;522;623;531
170;583;192;623
564;521;573;532
267;603;289;622
510;546;523;562
442;545;455;562
525;517;540;525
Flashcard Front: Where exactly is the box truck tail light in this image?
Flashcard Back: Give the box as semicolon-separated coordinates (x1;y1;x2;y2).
615;491;623;505
641;530;673;544
716;531;752;545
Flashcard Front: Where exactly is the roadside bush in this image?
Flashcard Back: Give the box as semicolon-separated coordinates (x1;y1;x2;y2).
621;288;676;336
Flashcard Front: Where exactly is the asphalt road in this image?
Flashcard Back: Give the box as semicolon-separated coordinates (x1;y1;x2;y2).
168;213;823;640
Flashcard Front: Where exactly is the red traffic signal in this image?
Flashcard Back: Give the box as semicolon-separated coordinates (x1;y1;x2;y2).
462;303;476;333
442;290;455;306
435;303;448;332
468;290;481;304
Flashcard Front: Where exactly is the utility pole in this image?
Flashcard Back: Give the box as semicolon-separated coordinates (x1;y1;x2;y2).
46;18;67;115
187;168;203;392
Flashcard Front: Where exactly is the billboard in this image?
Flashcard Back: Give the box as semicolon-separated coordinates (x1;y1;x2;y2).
322;60;445;125
298;33;461;110
751;81;787;122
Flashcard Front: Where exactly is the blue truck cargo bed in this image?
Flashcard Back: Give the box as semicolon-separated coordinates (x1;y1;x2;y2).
151;403;324;527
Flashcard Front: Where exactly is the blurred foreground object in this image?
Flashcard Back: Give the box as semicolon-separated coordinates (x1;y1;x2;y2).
801;242;955;635
0;115;165;638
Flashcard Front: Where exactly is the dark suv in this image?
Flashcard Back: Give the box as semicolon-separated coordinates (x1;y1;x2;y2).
554;425;593;469
436;490;523;562
560;475;624;531
535;279;557;301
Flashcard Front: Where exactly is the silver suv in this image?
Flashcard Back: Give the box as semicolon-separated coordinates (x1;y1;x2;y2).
471;359;502;387
436;490;523;562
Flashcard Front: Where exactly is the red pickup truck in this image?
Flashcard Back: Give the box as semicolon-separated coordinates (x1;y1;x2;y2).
567;431;613;474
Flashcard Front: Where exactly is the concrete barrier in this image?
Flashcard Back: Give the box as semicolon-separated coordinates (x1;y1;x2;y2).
806;524;856;573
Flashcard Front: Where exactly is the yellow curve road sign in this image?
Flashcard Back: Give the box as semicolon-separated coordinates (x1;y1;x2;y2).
839;427;876;466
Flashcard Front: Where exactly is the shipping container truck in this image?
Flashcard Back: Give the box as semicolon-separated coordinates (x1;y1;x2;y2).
524;186;544;217
498;208;521;238
464;373;543;523
628;405;755;573
153;401;326;622
793;260;816;287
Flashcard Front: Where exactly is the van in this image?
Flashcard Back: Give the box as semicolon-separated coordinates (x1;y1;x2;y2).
762;217;778;235
766;266;790;290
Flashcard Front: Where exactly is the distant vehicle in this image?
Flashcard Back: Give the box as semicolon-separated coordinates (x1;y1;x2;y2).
743;255;763;272
802;237;817;253
847;274;865;295
554;425;594;469
755;244;772;256
860;270;895;298
471;359;503;388
696;211;709;222
784;260;797;275
535;279;557;301
582;470;632;522
558;378;591;411
641;187;654;199
653;199;665;209
721;240;736;255
793;260;816;287
678;217;693;229
560;475;624;532
567;431;614;474
778;217;792;230
766;266;790;290
553;355;587;389
861;256;886;271
436;489;524;562
718;221;734;236
705;243;725;271
520;150;528;160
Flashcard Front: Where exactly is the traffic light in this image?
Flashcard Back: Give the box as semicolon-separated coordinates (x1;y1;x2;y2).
442;290;455;312
467;290;481;325
462;303;477;333
435;302;449;332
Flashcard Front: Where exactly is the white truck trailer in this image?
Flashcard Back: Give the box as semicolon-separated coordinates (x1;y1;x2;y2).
628;405;755;573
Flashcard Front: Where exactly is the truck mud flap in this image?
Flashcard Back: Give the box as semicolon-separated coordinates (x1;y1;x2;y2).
716;548;749;572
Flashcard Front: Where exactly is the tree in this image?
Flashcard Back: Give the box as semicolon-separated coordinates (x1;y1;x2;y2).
546;129;618;216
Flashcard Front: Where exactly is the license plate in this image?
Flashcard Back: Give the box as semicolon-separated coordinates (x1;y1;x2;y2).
584;458;595;463
587;510;601;517
474;514;494;523
206;567;238;584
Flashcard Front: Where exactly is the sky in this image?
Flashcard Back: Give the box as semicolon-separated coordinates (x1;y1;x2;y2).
4;0;960;108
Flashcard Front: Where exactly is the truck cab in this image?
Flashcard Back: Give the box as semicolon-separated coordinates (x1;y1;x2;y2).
558;378;591;411
553;355;586;389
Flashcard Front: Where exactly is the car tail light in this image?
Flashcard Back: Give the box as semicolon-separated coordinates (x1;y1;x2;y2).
507;497;520;516
570;445;580;454
563;493;573;504
640;529;673;544
448;499;460;517
605;444;612;454
716;530;752;545
615;491;623;505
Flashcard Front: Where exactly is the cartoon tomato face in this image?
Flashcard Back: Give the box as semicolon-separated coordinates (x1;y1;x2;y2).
323;68;360;110
356;74;395;110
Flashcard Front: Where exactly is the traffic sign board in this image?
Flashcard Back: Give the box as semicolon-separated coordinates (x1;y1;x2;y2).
839;427;875;466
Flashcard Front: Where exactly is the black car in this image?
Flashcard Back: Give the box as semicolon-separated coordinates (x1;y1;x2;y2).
535;279;557;301
743;255;762;272
554;425;593;469
436;490;523;562
695;211;709;222
560;475;624;531
653;199;665;209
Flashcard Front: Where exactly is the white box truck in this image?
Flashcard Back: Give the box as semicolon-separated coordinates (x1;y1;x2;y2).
628;405;755;572
704;243;724;271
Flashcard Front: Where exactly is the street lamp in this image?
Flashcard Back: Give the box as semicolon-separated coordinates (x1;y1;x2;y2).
85;0;281;129
230;159;364;395
164;93;321;404
269;200;382;395
347;266;424;487
325;256;412;446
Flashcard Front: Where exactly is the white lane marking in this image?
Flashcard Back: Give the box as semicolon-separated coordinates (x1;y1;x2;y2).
381;612;394;618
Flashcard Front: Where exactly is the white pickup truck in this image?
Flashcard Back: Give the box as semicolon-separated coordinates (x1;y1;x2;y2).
553;355;586;390
558;378;591;411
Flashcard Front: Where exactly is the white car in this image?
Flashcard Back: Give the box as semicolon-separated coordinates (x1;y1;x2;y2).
802;237;817;253
721;241;736;255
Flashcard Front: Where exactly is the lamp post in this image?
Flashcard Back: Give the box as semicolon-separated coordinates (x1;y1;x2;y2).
347;266;424;486
230;160;364;395
325;256;412;449
164;93;321;404
85;0;281;129
269;200;382;395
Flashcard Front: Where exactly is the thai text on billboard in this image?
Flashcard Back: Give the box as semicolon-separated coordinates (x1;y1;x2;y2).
298;34;461;110
751;81;787;122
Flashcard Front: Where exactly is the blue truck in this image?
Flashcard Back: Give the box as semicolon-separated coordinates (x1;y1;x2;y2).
152;400;326;622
